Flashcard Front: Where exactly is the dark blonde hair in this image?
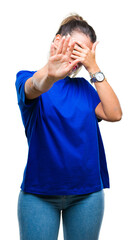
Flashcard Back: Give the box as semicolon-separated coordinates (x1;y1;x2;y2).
55;13;97;43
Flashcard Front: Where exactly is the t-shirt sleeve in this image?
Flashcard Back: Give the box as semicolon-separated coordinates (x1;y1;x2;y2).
15;70;41;138
15;70;40;107
85;80;102;122
91;85;101;109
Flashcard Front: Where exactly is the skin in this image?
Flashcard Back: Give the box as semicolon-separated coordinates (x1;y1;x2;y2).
52;31;122;122
47;34;80;81
25;30;122;122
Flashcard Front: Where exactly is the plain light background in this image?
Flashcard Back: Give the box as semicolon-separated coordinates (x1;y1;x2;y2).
0;0;137;239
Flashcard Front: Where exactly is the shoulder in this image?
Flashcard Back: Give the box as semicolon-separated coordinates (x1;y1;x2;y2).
73;76;90;86
79;77;96;92
15;70;37;87
16;70;37;78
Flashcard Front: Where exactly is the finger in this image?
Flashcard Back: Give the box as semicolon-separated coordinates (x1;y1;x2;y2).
74;43;85;52
92;41;99;53
67;59;80;72
70;54;83;60
56;36;65;54
66;40;76;58
62;34;71;54
50;42;55;56
73;40;87;49
71;49;84;57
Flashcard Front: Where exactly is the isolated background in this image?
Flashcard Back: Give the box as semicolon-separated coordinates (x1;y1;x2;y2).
0;0;137;239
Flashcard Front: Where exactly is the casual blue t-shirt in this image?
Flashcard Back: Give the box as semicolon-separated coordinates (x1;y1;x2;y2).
15;70;110;195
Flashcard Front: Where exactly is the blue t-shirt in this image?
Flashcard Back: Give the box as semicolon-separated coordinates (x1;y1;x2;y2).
15;70;110;195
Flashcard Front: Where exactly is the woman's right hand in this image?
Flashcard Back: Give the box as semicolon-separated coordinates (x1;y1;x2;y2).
25;35;80;100
47;35;80;83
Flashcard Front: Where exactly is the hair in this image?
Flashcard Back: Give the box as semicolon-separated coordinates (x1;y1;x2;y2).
55;13;97;43
53;13;97;78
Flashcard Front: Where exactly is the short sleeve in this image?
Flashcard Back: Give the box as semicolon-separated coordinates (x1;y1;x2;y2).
91;85;101;109
85;80;102;122
15;70;41;139
15;70;39;107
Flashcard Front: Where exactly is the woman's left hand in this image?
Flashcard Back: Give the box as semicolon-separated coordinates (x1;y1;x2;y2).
71;40;99;73
71;40;123;122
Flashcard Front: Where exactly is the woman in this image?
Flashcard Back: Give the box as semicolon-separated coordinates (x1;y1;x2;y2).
15;13;122;240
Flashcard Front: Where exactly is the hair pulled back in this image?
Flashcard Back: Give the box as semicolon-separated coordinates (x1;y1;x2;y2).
55;13;97;43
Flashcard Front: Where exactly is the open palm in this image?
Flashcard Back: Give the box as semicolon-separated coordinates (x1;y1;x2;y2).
47;35;80;82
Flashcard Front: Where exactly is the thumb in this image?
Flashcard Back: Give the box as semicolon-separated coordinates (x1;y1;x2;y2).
92;41;99;53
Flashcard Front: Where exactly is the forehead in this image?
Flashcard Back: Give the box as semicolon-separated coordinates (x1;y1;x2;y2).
70;31;93;49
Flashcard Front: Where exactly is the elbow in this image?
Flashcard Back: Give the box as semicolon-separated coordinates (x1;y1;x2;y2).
114;114;122;122
110;110;123;122
116;108;123;121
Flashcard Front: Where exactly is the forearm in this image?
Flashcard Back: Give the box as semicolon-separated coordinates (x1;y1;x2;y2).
89;64;122;120
25;64;55;100
32;63;55;93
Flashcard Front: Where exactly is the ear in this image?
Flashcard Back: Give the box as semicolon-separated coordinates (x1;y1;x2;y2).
53;34;62;49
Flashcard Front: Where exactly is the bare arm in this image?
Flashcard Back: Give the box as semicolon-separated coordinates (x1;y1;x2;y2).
24;35;80;100
72;40;123;122
24;64;54;100
89;63;122;122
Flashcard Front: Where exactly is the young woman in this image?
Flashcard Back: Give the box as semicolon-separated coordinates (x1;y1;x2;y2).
16;13;122;240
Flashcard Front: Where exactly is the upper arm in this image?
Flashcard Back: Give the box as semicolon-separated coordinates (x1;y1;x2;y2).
15;70;41;137
84;79;110;122
85;81;103;122
15;70;41;107
95;102;109;122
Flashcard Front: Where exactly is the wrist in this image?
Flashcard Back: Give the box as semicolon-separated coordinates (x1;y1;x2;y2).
87;63;101;75
89;66;106;84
